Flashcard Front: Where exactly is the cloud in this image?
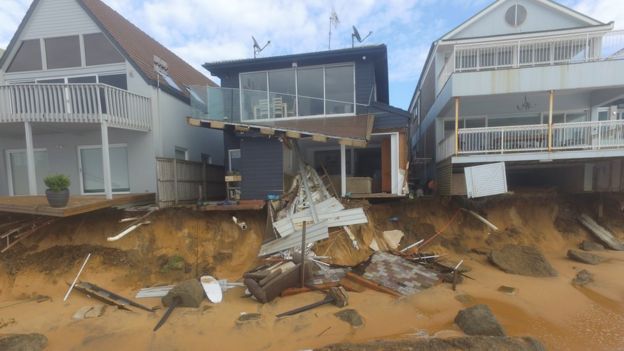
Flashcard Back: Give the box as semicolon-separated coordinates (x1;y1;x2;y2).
0;0;30;49
572;0;624;28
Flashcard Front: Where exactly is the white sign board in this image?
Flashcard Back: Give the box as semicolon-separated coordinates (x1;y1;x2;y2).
464;162;508;198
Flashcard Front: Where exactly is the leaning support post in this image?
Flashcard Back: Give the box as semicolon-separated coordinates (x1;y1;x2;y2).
300;221;307;288
548;90;554;151
454;97;460;155
100;121;113;200
340;144;347;197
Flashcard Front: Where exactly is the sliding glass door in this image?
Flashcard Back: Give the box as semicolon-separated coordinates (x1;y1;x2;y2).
79;145;129;194
7;149;49;195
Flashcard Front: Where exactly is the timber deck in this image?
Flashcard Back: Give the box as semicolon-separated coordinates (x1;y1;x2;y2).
347;193;405;199
197;200;266;212
0;193;155;217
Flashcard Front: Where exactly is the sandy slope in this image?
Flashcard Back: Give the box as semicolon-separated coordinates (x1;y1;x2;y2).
0;193;623;351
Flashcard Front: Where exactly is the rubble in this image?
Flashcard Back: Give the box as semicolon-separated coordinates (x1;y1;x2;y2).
236;313;262;326
572;270;594;286
454;304;506;336
578;214;624;250
489;245;558;277
315;336;546;351
579;240;605;251
360;252;440;296
276;287;349;318
567;249;606;265
162;279;204;308
497;285;518;295
73;305;107;320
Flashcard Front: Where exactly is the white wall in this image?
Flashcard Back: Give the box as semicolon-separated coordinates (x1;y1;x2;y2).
21;0;99;40
0;127;156;196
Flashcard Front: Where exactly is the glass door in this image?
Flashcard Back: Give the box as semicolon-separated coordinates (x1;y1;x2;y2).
79;145;130;194
7;150;49;195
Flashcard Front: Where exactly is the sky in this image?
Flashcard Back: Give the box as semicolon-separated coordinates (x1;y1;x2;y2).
1;0;622;109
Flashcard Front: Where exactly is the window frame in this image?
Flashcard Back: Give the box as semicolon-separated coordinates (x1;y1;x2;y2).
238;62;356;121
77;143;130;195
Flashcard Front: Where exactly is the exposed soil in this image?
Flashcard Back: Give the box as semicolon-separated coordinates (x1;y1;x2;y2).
0;192;623;350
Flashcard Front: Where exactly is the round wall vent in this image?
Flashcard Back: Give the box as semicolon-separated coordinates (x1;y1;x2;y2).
505;4;527;27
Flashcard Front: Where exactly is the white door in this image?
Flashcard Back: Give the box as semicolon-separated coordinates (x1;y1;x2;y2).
465;162;508;198
79;145;130;194
7;149;49;195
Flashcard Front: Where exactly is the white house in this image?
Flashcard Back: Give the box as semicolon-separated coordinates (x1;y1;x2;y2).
409;0;624;195
0;0;223;200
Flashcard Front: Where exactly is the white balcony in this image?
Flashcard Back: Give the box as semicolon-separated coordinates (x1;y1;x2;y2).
438;120;624;162
0;83;152;131
437;30;624;96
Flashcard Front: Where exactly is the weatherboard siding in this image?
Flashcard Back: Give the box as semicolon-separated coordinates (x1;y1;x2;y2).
21;0;100;40
240;137;283;200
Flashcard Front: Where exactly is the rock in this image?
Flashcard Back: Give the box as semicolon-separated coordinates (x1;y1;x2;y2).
497;285;518;296
334;309;364;328
572;269;594;286
579;240;605;251
454;293;475;305
567;249;606;265
454;304;506;337
0;334;48;351
489;245;558;277
72;305;107;320
162;279;205;308
315;336;546;351
236;312;261;325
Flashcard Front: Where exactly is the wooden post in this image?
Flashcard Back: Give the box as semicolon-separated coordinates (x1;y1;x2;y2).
173;158;178;205
340;144;347;197
100;121;113;200
300;221;307;288
454;97;460;155
24;121;37;195
548;90;554;151
202;159;207;202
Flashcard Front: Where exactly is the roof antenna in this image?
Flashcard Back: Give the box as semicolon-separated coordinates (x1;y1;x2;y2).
328;8;340;50
351;25;372;48
252;36;271;58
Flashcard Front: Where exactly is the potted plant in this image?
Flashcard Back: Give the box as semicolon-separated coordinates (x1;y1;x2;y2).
44;174;71;208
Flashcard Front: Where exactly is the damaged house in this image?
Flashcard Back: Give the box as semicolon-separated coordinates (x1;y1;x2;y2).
188;45;410;200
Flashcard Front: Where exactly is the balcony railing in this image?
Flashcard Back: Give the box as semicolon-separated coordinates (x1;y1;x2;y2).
0;83;152;131
190;86;358;122
437;30;624;95
437;120;624;160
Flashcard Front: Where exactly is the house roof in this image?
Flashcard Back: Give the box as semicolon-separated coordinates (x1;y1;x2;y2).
440;0;604;40
0;0;215;101
204;45;390;104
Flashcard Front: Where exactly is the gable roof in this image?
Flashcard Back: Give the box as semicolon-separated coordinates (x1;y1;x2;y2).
0;0;215;101
440;0;604;41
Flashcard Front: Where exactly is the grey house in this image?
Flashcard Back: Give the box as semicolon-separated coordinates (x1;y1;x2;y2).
0;0;223;200
409;0;624;194
189;45;410;200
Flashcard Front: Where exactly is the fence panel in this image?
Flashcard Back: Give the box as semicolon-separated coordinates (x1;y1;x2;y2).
156;158;225;207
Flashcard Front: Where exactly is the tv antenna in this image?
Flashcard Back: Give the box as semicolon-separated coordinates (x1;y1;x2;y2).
252;36;270;58
351;25;372;48
328;8;340;49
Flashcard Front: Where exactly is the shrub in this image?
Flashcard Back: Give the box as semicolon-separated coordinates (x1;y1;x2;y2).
44;174;70;192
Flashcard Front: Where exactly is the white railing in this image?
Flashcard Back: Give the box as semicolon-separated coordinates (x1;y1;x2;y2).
437;30;624;95
0;83;152;131
437;120;624;160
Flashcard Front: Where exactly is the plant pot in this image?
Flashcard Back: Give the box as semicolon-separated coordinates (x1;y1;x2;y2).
46;189;70;208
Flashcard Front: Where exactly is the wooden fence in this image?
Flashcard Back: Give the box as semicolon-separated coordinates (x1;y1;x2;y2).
156;157;226;207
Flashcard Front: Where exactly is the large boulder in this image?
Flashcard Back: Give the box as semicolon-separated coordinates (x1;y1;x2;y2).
0;334;48;351
315;336;546;351
567;249;605;265
454;304;506;337
489;245;557;277
162;279;205;308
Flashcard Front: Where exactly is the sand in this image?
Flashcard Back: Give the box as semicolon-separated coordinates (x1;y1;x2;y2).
1;193;623;350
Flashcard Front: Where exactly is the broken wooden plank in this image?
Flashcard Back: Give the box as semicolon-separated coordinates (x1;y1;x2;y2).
579;214;624;251
343;272;401;298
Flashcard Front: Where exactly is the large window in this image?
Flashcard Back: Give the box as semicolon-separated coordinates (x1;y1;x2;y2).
79;145;129;193
84;33;124;66
45;36;81;69
7;39;42;72
239;63;355;121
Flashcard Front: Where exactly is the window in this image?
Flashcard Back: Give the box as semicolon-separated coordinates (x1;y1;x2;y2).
201;153;213;165
239;64;355;120
7;39;42;72
297;67;324;116
45;36;81;69
99;74;127;90
79;145;129;193
175;147;188;160
325;65;354;114
228;149;241;172
84;33;124;66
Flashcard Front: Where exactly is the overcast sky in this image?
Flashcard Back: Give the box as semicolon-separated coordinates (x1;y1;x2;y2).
1;0;621;109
